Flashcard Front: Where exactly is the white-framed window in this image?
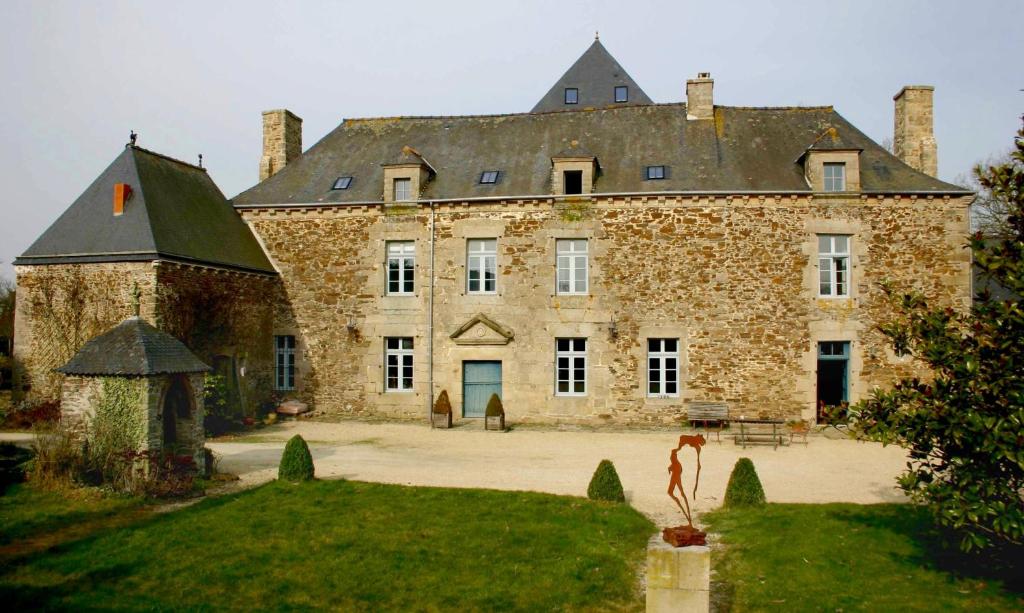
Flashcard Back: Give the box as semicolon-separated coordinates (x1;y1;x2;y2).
467;238;497;294
386;241;415;295
385;337;414;392
614;85;628;103
556;239;588;295
555;338;587;396
823;163;846;192
647;338;680;397
393;178;412;201
274;335;296;391
818;235;850;297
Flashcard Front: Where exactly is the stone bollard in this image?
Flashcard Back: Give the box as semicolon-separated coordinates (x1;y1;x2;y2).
646;535;710;613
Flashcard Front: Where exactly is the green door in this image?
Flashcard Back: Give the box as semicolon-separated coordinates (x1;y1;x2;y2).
463;361;502;418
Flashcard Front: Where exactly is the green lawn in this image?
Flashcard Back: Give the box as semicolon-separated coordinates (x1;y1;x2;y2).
704;503;1024;612
0;483;142;547
1;480;654;611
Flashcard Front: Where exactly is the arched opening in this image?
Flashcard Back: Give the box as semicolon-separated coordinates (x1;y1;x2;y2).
162;375;194;451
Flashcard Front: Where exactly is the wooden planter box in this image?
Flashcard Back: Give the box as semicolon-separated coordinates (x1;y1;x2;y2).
485;414;505;431
432;411;452;429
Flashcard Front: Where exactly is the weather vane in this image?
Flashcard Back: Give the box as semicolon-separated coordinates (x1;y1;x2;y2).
663;433;707;547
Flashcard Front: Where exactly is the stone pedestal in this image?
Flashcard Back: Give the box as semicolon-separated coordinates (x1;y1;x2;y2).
646;535;710;613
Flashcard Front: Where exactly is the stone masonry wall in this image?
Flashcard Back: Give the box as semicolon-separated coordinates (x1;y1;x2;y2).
154;262;279;416
13;262;158;402
242;193;971;425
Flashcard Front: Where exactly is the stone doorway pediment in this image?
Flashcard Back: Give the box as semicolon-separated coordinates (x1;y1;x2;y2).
450;313;514;346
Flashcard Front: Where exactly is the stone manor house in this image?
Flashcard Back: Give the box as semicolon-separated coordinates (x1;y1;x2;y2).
13;39;972;426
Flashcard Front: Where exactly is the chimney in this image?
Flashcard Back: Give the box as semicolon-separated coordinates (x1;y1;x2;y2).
259;109;303;181
113;183;132;216
686;72;714;120
893;86;937;177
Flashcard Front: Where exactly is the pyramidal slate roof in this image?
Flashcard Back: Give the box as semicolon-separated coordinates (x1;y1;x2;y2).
17;146;275;274
531;39;653;113
233;104;968;207
57;317;211;376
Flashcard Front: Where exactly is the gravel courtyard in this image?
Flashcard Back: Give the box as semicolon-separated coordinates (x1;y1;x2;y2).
209;420;909;526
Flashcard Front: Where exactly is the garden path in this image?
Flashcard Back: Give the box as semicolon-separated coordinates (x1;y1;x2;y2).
207;421;909;526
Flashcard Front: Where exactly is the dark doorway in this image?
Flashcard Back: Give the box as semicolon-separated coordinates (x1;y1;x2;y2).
817;341;849;422
563;170;583;195
163;376;193;449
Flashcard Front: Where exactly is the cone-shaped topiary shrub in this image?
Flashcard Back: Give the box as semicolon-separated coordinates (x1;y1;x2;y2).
587;459;625;502
723;457;766;507
433;390;452;414
278;434;315;482
485;394;504;417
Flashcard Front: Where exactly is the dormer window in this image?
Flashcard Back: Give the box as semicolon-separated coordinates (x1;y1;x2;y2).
332;176;353;190
563;170;583;195
614;86;628;103
564;88;578;105
393;178;412;201
823;163;846;192
479;170;499;184
645;165;665;180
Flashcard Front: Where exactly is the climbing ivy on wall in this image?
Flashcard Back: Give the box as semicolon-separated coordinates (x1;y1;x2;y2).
89;377;147;472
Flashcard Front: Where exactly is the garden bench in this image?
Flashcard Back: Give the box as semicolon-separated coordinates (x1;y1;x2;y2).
686;402;730;443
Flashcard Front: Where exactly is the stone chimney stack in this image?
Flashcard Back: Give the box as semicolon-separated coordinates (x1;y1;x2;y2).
259;109;302;181
893;86;937;177
686;73;714;120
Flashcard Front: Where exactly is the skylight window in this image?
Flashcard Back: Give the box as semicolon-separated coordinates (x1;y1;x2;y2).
332;176;353;190
615;86;628;103
479;170;499;184
645;165;666;180
564;88;578;104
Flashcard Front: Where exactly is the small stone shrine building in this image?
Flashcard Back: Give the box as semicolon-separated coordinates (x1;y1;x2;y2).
57;316;211;470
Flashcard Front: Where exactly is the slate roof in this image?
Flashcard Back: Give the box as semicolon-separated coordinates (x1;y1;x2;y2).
233;103;969;207
17;146;275;274
57;317;211;376
531;39;653;113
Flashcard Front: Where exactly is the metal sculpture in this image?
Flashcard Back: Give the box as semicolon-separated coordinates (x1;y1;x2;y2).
663;433;708;547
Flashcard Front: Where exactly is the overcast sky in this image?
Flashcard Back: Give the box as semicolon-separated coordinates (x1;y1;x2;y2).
2;0;1022;280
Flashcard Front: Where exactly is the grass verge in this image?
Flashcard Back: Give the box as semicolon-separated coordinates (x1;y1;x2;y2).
704;503;1023;612
1;479;654;611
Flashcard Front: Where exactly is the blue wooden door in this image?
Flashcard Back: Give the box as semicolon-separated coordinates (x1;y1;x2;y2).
463;361;502;418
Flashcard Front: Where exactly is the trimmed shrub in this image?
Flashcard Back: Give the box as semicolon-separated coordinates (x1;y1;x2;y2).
485;394;504;417
723;457;766;507
433;390;452;414
587;459;625;502
278;434;314;482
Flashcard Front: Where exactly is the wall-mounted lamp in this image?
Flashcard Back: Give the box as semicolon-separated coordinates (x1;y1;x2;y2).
608;317;618;339
346;316;359;334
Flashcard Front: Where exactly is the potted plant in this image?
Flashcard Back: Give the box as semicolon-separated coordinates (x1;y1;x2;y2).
484;393;505;431
432;390;453;429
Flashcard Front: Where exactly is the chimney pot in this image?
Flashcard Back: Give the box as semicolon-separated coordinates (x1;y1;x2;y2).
259;109;303;182
893;85;937;177
686;73;714;120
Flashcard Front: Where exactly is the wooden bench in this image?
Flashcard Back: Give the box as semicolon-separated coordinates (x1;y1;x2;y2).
686;402;730;442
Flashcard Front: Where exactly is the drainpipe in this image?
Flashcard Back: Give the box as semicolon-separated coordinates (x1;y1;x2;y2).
428;202;436;427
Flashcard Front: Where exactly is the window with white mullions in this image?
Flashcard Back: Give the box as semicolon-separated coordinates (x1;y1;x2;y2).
555;338;587;396
823;163;846;192
385;337;414;392
556;239;588;295
393;178;412;201
274;335;296;390
467;238;497;294
647;338;680;397
818;235;850;297
386;241;415;295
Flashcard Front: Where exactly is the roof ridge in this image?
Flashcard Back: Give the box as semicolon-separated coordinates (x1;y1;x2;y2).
338;102;835;125
130;145;207;173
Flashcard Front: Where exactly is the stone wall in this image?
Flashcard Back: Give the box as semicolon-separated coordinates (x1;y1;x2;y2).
154;262;279;416
894;86;938;177
13;262;158;402
259;109;302;182
242;193;972;425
